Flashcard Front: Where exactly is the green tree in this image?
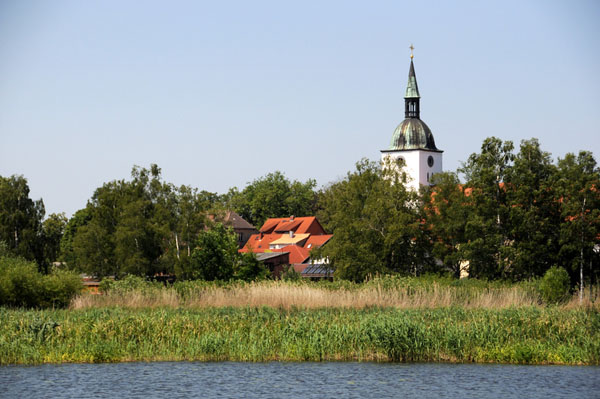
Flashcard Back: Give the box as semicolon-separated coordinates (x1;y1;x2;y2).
423;172;470;278
226;171;317;227
69;165;172;277
459;137;515;279
554;151;600;302
60;208;92;266
0;175;45;270
189;223;238;280
66;164;221;278
42;213;68;267
315;159;429;282
503;139;561;279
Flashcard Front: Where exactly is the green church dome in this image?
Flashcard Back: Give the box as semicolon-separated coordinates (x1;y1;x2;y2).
389;118;438;151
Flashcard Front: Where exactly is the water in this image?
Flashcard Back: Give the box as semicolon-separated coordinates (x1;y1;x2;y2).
1;362;598;399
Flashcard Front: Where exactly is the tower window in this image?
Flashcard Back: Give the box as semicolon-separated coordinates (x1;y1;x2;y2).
427;155;434;167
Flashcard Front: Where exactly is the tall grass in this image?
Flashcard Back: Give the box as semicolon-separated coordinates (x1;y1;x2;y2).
1;306;598;365
70;276;598;310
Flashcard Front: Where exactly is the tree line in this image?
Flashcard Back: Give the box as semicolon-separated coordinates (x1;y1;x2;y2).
1;137;598;290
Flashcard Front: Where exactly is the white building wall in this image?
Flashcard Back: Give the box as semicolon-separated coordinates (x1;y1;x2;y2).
381;150;443;191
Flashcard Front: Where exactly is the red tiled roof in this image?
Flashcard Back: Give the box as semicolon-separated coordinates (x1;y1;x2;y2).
259;219;281;233
274;219;302;233
257;216;327;235
241;233;281;252
282;245;311;264
303;234;332;249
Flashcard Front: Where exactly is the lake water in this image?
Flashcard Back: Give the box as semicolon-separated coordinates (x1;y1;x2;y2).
1;362;598;399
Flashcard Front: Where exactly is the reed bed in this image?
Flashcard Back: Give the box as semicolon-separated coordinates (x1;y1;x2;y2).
1;306;598;365
70;279;549;310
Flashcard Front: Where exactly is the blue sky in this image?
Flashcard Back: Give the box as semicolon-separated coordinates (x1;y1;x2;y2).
1;0;599;217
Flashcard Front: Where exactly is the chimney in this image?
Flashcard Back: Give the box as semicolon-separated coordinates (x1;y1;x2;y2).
290;215;295;221
289;231;294;238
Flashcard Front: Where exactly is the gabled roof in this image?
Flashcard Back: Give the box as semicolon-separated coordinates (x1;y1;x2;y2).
258;216;327;235
208;210;256;231
224;211;256;230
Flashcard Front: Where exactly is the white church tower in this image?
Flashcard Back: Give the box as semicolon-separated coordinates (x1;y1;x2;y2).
381;49;443;191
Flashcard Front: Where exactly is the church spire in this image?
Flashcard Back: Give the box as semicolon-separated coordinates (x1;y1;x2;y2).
404;46;420;118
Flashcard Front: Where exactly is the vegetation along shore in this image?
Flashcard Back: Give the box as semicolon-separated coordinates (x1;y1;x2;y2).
1;306;598;365
1;277;599;366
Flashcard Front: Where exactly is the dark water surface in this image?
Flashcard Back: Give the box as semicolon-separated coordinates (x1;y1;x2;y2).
1;362;598;399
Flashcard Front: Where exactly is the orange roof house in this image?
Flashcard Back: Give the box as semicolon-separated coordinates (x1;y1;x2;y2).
240;216;332;268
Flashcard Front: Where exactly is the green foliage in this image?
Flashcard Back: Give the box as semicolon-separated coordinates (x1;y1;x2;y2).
316;158;431;282
190;223;239;280
281;265;302;281
66;165;214;278
0;253;82;308
1;306;598;365
225;171;317;227
458;137;515;279
42;213;68;267
0;175;46;270
423;172;470;278
539;266;571;304
503;139;561;279
235;251;269;281
554;151;600;297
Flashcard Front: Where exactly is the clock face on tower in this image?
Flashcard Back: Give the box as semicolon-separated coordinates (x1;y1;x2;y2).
427;155;434;167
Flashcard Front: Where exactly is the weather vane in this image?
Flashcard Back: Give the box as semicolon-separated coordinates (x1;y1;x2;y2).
409;44;414;59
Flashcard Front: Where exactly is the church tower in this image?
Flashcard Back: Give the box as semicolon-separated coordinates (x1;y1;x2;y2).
381;49;443;191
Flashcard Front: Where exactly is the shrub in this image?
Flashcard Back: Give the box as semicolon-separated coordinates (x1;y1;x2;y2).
235;252;269;281
0;255;42;307
281;265;301;281
0;254;82;308
41;270;83;308
539;266;570;304
103;275;157;294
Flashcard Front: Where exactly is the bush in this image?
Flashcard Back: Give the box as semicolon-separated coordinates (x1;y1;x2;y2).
0;254;82;308
42;270;83;308
235;252;269;281
281;265;301;281
101;275;158;294
539;266;570;304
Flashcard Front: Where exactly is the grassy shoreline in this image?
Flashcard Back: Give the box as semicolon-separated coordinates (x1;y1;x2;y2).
1;306;598;366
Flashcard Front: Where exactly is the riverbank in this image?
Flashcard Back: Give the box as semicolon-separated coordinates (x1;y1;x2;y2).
1;306;598;365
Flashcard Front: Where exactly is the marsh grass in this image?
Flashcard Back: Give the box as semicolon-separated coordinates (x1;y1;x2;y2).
70;276;561;310
1;306;598;365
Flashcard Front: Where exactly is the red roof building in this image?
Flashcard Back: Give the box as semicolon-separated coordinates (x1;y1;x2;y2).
240;216;332;267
